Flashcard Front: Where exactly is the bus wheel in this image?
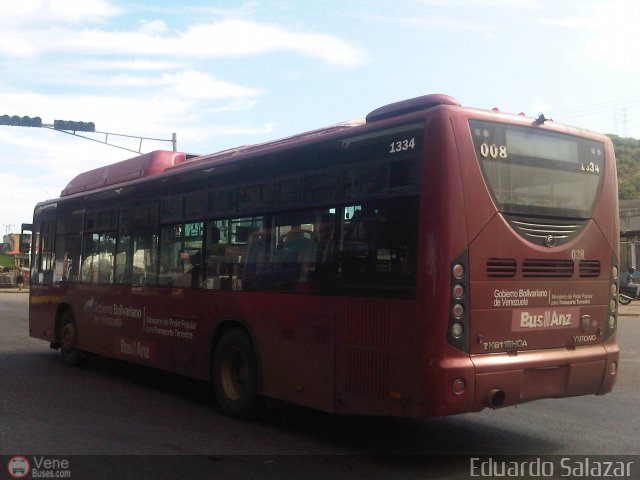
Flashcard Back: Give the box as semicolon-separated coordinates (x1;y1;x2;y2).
618;295;632;305
212;329;262;419
60;310;85;367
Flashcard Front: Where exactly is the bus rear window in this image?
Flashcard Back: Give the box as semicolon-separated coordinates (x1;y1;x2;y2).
469;120;605;219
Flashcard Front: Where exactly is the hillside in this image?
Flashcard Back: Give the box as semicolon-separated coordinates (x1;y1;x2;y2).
611;134;640;199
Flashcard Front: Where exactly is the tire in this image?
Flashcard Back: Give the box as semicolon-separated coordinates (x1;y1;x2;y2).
619;295;632;305
212;328;263;419
59;310;85;366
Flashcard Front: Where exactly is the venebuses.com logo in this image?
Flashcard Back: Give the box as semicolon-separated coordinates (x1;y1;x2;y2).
6;456;30;479
6;456;72;478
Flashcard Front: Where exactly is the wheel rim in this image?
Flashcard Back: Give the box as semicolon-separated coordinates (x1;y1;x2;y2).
220;346;248;401
61;322;77;351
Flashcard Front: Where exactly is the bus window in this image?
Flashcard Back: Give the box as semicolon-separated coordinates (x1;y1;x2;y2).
81;232;116;284
268;210;319;289
237;209;336;293
205;217;264;290
204;220;231;290
54;234;81;282
116;235;158;286
159;222;204;288
116;203;159;285
338;197;417;297
55;212;82;283
34;220;55;285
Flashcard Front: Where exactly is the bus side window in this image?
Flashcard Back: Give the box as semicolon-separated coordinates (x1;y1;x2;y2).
204;220;230;289
81;233;116;284
159;222;204;288
54;235;81;283
338;198;417;296
116;203;159;286
341;204;380;279
34;220;55;285
204;217;263;290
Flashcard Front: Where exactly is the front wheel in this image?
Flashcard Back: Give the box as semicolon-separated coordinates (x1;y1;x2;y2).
619;294;633;305
212;328;263;419
59;310;85;366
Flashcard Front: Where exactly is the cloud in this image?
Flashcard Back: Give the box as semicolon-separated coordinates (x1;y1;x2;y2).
0;1;370;231
417;0;539;7
0;17;366;67
162;71;263;100
538;0;640;71
0;0;122;26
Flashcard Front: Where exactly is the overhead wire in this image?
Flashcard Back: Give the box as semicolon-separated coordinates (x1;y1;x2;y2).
547;96;640;137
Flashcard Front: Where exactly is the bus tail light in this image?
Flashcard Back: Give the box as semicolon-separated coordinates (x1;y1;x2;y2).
448;252;470;352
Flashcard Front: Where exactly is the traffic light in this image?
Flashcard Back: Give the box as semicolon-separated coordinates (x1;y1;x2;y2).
0;114;42;127
53;120;96;132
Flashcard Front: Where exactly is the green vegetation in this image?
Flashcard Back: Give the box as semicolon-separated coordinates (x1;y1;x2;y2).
0;254;16;268
611;134;640;200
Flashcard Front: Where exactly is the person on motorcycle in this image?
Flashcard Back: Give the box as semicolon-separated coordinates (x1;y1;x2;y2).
625;267;640;297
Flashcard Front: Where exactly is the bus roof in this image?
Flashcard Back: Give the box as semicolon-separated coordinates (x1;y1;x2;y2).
58;94;464;198
61;150;188;197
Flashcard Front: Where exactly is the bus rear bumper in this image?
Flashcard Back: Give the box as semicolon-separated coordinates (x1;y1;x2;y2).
470;344;619;411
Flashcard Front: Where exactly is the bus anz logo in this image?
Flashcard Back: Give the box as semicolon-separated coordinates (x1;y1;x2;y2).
117;337;155;362
512;307;579;331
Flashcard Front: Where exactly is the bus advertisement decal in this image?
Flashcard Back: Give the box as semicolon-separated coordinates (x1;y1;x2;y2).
86;296;142;329
144;316;196;340
117;336;157;362
511;307;580;332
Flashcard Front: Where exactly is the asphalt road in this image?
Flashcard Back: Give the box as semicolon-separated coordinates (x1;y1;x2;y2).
1;290;639;479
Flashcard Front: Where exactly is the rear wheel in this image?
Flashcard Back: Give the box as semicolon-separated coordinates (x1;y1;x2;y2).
59;310;85;366
212;328;262;419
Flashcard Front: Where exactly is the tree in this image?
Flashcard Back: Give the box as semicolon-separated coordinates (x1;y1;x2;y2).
610;134;640;200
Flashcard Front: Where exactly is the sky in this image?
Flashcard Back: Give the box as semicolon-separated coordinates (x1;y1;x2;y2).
1;0;639;235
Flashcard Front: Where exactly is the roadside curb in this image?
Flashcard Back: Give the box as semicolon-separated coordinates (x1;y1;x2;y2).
619;306;640;317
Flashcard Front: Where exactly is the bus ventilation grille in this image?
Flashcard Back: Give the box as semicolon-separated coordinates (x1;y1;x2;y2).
486;259;601;278
506;215;586;247
578;260;600;277
523;259;574;277
486;258;517;277
343;299;390;400
345;349;389;400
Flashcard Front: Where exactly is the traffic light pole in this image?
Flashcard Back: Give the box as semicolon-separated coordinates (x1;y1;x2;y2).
43;125;178;154
0;113;177;154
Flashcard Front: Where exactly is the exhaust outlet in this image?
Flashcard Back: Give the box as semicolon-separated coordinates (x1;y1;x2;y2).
486;389;506;408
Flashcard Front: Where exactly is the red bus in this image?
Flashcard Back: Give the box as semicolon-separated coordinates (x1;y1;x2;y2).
28;94;620;418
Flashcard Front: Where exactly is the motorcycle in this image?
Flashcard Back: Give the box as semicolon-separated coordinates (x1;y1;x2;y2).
619;284;640;305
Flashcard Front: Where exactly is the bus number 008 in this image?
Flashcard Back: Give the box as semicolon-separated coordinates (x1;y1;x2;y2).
480;143;508;159
389;138;416;154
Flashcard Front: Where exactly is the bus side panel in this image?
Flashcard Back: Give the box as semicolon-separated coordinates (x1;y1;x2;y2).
334;298;415;416
69;285;179;373
421;112;479;416
243;293;336;413
407;110;478;417
28;285;59;343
